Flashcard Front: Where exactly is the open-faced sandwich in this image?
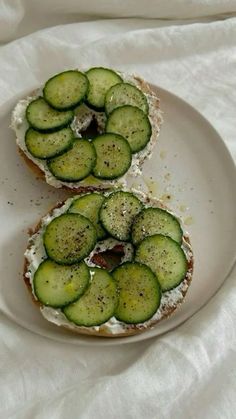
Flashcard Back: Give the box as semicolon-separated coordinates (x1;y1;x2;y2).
11;67;162;191
24;189;193;337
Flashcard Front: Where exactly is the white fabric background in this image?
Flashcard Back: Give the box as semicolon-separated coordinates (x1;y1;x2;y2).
0;2;236;418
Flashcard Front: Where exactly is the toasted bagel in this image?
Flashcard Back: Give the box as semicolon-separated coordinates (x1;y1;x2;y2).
24;189;193;338
11;70;163;192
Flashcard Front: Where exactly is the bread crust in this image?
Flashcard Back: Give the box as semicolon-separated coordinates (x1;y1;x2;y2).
24;197;193;338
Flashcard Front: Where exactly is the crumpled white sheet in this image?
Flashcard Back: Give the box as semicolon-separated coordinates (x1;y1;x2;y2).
0;2;236;418
0;0;236;42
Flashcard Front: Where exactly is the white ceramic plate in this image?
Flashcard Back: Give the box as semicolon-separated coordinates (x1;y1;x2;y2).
0;85;235;346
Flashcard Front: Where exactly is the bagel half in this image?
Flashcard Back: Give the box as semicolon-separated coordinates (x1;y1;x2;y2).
11;70;163;192
24;189;193;338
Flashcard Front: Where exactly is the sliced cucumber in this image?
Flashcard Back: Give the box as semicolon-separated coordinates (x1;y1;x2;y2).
105;83;148;115
26;97;74;132
47;139;96;182
43;70;89;110
92;133;132;179
132;208;183;246
100;191;143;241
86;67;122;110
44;213;97;265
113;262;161;324
25;127;74;159
106;105;151;153
68;193;107;240
63;267;118;326
135;234;188;291
33;259;89;307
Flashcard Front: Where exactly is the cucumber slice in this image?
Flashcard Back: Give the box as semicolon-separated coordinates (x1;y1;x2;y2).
47;139;96;182
105;83;148;115
132;208;183;246
68;193;107;240
44;213;97;265
106;105;151;153
92;134;132;179
26;97;74;132
63;267;118;326
86;67;122;110
25;127;74;159
100;191;143;241
33;259;89;307
43;70;89;110
113;262;161;324
135;234;188;291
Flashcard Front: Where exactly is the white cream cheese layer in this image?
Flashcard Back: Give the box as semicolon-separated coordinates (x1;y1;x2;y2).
11;72;163;189
24;190;193;335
